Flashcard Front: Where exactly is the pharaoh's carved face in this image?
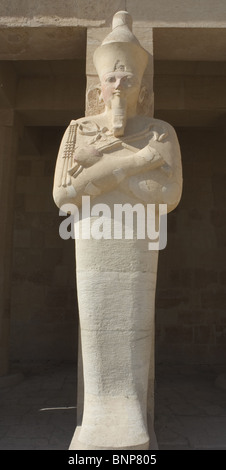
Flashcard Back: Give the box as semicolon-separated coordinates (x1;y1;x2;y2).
100;64;143;136
101;71;140;110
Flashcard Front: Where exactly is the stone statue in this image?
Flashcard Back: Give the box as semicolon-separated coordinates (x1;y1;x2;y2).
53;11;182;450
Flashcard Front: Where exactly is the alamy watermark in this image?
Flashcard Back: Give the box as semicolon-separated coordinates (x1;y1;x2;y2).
59;196;167;250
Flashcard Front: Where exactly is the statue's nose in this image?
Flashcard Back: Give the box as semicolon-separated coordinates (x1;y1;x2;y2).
115;78;123;90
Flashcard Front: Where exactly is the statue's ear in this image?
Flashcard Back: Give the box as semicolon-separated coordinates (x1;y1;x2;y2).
138;86;147;104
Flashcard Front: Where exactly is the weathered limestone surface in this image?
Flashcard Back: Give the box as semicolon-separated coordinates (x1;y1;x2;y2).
53;11;182;450
0;1;226;66
0;0;226;27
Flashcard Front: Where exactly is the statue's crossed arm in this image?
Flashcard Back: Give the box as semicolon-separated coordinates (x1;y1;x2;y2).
53;120;173;208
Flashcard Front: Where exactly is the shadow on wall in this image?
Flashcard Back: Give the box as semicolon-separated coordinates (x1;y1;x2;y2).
10;126;79;366
156;127;226;366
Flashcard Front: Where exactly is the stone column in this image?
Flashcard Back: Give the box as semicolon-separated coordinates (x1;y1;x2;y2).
0;110;20;379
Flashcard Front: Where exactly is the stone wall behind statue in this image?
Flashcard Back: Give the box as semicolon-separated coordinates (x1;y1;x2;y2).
156;127;226;365
10;126;78;366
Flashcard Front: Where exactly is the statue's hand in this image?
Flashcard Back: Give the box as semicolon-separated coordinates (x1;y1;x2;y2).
129;144;164;173
140;144;172;178
73;146;102;168
68;146;103;179
138;144;159;162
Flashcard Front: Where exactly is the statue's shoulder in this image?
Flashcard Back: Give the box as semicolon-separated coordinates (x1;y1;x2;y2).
67;115;111;150
68;115;107;141
143;116;173;130
69;114;104;128
133;117;178;148
147;117;178;138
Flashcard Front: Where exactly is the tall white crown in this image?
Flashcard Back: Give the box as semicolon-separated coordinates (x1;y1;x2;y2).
93;11;148;81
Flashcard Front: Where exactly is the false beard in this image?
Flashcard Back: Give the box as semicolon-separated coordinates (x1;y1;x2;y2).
111;94;127;137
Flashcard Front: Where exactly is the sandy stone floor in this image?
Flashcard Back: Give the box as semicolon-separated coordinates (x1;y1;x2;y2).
155;365;226;450
0;363;226;450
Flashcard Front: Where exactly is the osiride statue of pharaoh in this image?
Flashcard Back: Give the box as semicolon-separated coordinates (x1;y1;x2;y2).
53;11;182;450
